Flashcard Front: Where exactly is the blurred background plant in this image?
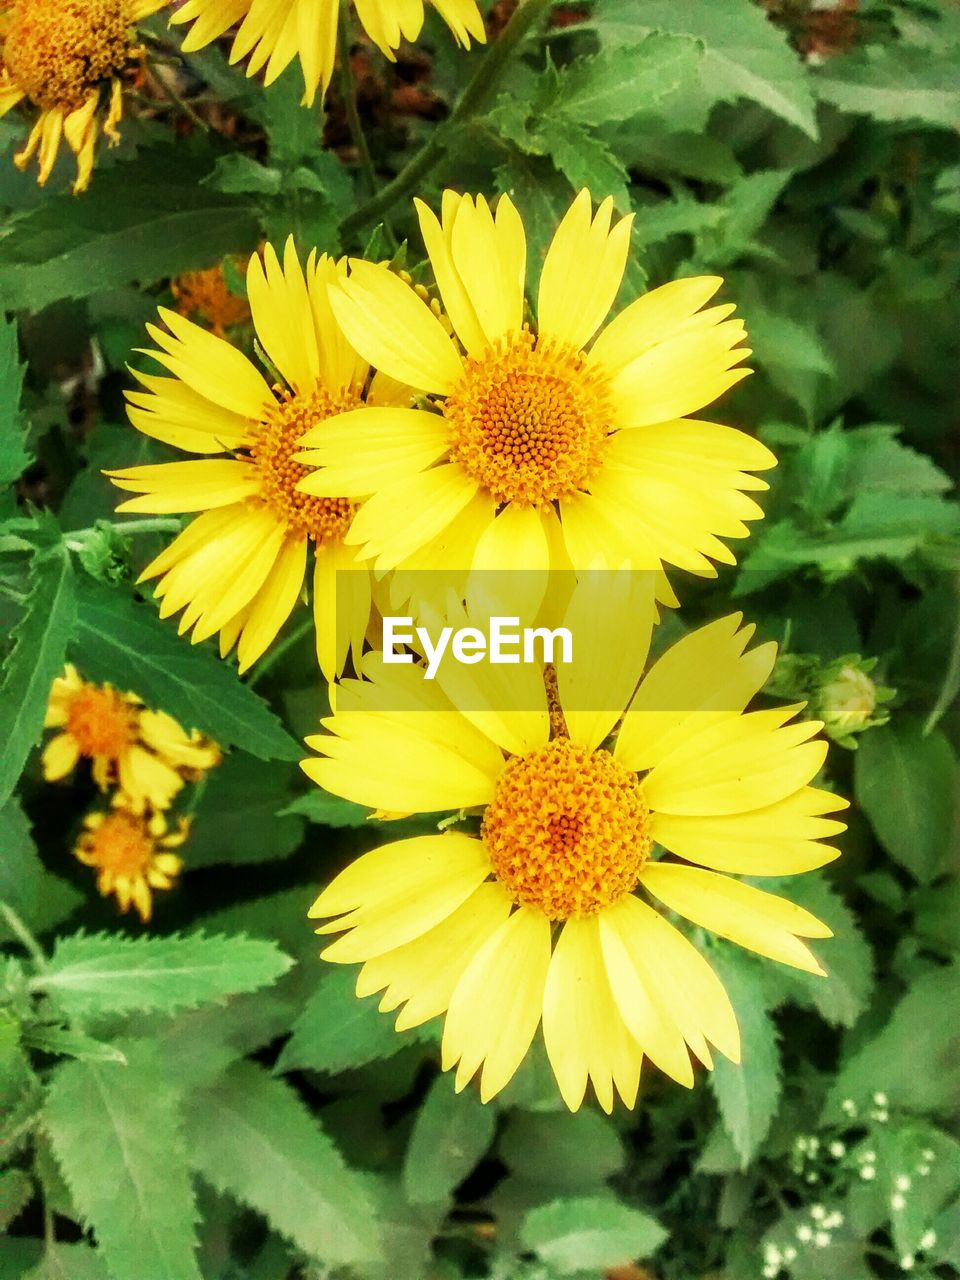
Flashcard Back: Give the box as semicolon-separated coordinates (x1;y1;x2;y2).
1;1;959;1278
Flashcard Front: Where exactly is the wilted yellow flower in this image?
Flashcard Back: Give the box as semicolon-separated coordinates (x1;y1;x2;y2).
43;664;220;810
303;606;847;1111
170;0;485;107
108;238;401;678
0;0;168;193
75;802;187;921
299;189;773;584
171;261;252;338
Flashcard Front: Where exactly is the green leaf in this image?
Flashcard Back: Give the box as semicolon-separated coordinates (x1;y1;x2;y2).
533;120;630;211
402;1074;495;1207
23;1245;109;1280
186;753;305;866
0;798;82;942
0;150;260;312
21;1025;128;1064
0;1168;32;1232
602;0;818;137
281;788;373;826
823;962;960;1120
37;931;293;1020
277;967;434;1075
183;1061;382;1267
855;720;958;883
44;1041;201;1280
815;44;960;130
708;948;782;1169
847;425;954;496
71;580;299;761
558;35;703;126
499;1110;625;1192
0;539;76;808
763;875;874;1028
520;1195;667;1273
0;315;30;485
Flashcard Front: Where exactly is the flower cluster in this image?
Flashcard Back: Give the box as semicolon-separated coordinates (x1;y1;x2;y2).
43;664;221;919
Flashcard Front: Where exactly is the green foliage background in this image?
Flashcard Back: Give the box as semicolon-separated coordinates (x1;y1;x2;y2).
1;1;959;1277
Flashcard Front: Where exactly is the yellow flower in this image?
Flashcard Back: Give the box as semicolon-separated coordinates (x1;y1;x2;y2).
169;0;486;107
172;260;252;337
107;238;393;678
43;665;220;809
75;802;188;921
298;189;774;586
0;0;167;193
302;606;847;1111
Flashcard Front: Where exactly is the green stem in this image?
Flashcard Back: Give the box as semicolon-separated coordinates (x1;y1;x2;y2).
337;4;398;250
64;517;182;551
339;0;555;240
147;60;210;132
0;901;48;971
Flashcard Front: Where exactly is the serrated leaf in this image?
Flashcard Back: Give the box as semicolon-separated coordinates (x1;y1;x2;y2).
559;35;703;126
815;44;960;130
764;875;874;1028
21;1025;128;1064
402;1074;495;1207
535;119;629;210
37;931;293;1019
23;1245;109;1280
847;425;953;495
277;966;434;1075
183;1061;381;1267
0;540;76;808
823;962;960;1120
499;1110;625;1192
0;798;83;943
855;720;958;883
0;150;260;312
603;0;818;138
520;1195;667;1273
281;789;373;826
44;1041;201;1280
71;580;299;761
0;315;30;485
186;753;305;866
708;948;782;1169
0;1168;32;1232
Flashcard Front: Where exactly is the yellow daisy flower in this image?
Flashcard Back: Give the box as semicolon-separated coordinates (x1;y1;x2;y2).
43;664;217;810
107;238;391;678
0;0;167;193
75;801;188;921
302;608;847;1112
169;0;485;108
297;189;774;585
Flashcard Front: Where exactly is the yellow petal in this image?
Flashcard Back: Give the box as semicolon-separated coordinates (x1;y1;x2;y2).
143;307;273;419
538;191;632;351
346;464;479;570
237;534;308;673
296;407;450;497
443;906;551;1102
247;238;319;393
42;732;81;781
109;459;260;513
448;193;526;348
640;863;831;974
416;191;487;355
590;276;724;375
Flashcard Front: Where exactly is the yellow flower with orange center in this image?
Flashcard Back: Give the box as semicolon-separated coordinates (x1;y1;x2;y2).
302;598;847;1112
298;189;773;587
75;802;188;921
107;238;403;678
169;0;485;107
43;664;220;810
0;0;168;193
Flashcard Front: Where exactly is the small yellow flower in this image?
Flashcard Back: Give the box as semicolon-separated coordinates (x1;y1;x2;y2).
0;0;168;193
75;802;188;921
303;603;847;1111
299;189;774;588
43;664;219;810
108;238;401;678
170;0;485;108
171;261;252;338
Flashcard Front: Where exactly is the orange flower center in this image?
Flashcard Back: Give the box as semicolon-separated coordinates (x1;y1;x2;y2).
3;0;131;112
172;264;251;338
482;739;651;920
66;685;136;759
248;386;362;543
83;810;153;876
444;330;612;507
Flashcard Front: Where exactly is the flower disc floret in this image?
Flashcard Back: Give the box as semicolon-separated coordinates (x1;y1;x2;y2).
481;739;652;920
249;386;361;543
3;0;130;111
444;330;612;507
65;683;137;759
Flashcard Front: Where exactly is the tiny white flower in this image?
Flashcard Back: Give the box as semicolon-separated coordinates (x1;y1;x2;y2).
829;1141;846;1159
895;1175;912;1192
764;1244;782;1265
796;1224;813;1243
917;1164;931;1177
891;1193;906;1212
920;1229;937;1251
862;1150;877;1163
824;1212;844;1230
873;1091;889;1106
841;1098;857;1116
805;1171;819;1183
860;1166;876;1181
811;1205;826;1222
900;1254;915;1271
814;1231;831;1248
921;1148;935;1162
783;1246;797;1263
874;1108;889;1123
762;1266;777;1278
